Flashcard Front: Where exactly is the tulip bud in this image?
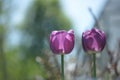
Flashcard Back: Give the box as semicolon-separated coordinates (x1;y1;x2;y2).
82;28;106;54
49;30;74;54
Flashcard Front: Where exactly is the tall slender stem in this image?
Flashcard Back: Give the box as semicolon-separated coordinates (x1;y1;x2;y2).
92;53;96;80
61;54;64;80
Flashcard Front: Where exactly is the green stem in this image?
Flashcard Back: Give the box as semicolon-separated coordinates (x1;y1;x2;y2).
61;54;64;80
92;53;96;80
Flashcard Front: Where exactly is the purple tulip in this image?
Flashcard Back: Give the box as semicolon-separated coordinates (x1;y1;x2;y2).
82;28;106;53
49;30;74;54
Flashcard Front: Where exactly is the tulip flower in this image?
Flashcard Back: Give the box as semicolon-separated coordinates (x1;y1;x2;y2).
82;28;106;79
49;30;74;80
82;28;106;54
49;30;74;54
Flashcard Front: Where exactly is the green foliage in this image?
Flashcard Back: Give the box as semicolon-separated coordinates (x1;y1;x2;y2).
5;48;49;80
0;0;3;14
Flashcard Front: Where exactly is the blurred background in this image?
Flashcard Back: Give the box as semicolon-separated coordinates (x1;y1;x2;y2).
0;0;120;80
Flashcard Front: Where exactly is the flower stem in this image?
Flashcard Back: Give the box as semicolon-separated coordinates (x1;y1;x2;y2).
61;54;64;80
92;53;96;80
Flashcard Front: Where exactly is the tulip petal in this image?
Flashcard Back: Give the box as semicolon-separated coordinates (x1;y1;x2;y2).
50;37;60;53
50;31;58;42
64;33;74;53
